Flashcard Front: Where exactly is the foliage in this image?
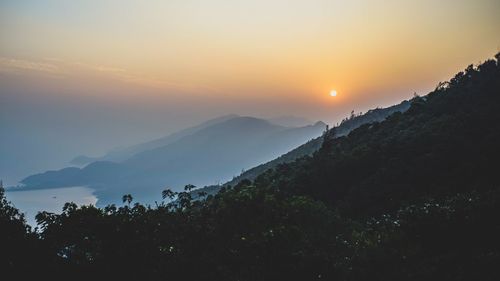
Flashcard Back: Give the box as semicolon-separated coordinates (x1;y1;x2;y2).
217;99;411;193
1;53;499;280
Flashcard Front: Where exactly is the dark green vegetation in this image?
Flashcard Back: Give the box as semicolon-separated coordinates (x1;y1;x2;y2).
192;99;411;199
1;54;499;280
223;100;411;190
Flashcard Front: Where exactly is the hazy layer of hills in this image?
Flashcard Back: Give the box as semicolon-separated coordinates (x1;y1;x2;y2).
70;114;240;165
191;100;411;199
228;101;411;186
71;114;313;166
20;115;327;204
2;54;499;280
20;101;411;205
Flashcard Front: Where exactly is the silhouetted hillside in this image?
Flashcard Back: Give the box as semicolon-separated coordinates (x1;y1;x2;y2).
226;100;411;187
258;58;500;218
2;54;499;280
192;100;411;198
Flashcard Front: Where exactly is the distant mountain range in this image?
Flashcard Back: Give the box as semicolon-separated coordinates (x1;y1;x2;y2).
227;100;411;186
190;100;411;199
70;114;240;166
19;115;326;205
4;53;499;280
19;101;413;205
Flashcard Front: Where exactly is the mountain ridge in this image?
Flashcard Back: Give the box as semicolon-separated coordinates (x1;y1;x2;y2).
70;114;241;165
5;53;498;280
190;99;411;198
19;116;326;204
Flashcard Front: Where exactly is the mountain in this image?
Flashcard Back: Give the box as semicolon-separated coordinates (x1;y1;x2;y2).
253;57;500;217
191;100;411;198
69;114;240;165
20;116;326;204
227;100;411;186
5;54;498;280
70;155;100;166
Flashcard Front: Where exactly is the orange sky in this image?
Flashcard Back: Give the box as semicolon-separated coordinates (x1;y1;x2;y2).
1;0;499;123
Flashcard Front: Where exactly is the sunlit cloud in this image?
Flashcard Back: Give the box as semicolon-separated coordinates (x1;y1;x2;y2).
0;57;59;74
96;66;126;73
0;56;220;96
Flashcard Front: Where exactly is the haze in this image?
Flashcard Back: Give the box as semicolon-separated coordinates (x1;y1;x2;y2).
1;0;499;185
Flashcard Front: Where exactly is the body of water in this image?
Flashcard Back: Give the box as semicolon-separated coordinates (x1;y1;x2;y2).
6;186;98;227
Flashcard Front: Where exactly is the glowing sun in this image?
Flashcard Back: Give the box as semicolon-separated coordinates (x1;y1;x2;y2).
330;90;337;97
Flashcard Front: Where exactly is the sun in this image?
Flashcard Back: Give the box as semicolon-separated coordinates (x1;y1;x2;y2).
330;90;337;97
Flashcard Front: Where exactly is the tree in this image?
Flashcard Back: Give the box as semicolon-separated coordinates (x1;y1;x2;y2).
122;194;133;205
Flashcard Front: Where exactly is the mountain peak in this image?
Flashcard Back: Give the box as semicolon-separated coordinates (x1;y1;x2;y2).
313;121;327;127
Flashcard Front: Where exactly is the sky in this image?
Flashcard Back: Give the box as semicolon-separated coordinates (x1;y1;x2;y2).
1;0;499;184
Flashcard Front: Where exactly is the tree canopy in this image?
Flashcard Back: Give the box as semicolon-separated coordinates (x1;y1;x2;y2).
1;53;499;280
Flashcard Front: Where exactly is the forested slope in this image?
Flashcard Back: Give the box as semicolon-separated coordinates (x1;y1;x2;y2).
1;54;499;281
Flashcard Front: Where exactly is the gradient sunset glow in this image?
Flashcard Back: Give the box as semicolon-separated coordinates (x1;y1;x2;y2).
1;0;499;184
2;1;499;105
